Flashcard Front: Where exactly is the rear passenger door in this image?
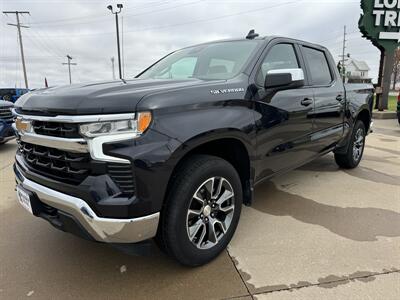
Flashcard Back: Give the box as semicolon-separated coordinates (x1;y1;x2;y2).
301;46;346;152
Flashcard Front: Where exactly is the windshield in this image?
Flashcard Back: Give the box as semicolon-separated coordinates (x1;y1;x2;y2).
137;40;261;80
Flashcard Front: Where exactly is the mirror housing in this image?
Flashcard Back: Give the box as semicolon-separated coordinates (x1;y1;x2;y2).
264;68;305;90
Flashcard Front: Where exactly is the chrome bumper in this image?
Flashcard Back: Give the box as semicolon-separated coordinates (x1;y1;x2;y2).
15;166;160;244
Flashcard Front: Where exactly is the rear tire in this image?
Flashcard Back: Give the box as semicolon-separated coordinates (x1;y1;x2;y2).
334;120;366;169
157;154;242;266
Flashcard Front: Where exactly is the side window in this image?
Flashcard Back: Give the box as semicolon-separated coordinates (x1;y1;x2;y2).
302;47;333;86
257;44;299;85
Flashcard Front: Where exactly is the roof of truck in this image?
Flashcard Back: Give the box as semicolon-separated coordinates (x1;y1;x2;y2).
188;35;328;51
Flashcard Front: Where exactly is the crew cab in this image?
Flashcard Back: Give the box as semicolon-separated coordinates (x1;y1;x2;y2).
13;32;373;266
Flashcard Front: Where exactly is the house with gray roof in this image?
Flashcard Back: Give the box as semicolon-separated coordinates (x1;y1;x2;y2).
343;58;372;83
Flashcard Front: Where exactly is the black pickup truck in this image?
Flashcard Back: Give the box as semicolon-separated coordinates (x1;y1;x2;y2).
13;32;373;266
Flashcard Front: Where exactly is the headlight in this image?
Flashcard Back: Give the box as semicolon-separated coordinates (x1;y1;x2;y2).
79;111;152;138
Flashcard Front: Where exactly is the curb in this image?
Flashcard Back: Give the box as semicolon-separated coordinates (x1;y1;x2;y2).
372;111;397;119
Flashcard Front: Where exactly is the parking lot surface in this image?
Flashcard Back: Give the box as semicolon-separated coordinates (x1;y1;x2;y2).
1;119;399;299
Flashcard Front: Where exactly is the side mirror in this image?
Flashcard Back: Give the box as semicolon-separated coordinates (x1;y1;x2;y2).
264;68;305;90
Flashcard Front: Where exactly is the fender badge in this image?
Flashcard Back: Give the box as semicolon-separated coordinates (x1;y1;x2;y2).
210;87;245;95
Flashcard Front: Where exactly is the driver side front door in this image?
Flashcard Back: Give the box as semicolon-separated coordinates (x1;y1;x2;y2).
252;42;315;182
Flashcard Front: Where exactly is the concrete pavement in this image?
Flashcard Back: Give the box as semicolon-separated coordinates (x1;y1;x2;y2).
0;119;399;299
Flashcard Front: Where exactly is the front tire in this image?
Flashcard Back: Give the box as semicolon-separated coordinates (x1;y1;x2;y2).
157;155;242;266
334;120;366;169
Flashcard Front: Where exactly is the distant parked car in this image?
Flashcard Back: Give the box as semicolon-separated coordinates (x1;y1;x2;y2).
0;88;29;103
0;100;15;144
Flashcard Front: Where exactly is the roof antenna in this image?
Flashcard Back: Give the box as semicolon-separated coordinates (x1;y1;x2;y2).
246;29;259;40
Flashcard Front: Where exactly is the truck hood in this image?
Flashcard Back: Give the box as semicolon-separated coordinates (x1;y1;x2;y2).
15;78;212;115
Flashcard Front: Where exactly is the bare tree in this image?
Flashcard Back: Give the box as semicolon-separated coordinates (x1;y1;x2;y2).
392;48;400;90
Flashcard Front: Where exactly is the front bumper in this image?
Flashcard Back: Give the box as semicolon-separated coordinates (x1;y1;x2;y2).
15;163;160;243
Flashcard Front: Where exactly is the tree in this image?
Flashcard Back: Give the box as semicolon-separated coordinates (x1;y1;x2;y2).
392;48;400;90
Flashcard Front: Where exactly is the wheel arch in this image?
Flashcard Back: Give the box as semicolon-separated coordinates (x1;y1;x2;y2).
356;108;371;133
166;131;255;206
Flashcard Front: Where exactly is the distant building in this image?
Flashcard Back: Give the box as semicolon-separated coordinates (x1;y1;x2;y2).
343;58;372;83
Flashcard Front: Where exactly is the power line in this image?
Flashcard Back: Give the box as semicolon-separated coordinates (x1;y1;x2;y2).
27;1;202;29
24;34;60;59
3;10;30;89
28;27;66;57
24;1;169;27
30;1;302;39
24;31;64;59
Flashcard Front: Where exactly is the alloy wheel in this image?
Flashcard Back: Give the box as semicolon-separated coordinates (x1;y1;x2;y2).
353;128;364;162
186;177;235;249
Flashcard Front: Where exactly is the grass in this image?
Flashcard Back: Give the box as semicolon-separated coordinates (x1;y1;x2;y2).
373;95;397;111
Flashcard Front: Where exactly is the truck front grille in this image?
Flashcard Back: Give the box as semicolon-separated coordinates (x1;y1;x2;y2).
19;141;91;184
16;114;136;197
32;120;81;138
18;141;135;196
0;107;13;120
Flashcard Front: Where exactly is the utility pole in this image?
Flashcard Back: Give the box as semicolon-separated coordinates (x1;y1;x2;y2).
62;55;77;84
121;15;125;78
340;25;347;83
107;4;123;79
111;57;116;80
3;11;30;89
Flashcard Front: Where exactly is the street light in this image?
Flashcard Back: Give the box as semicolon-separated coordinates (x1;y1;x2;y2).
107;4;123;79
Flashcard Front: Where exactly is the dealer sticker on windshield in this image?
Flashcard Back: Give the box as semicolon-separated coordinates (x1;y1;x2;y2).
16;186;33;214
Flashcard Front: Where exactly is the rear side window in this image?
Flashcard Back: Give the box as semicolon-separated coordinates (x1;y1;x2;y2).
302;47;332;86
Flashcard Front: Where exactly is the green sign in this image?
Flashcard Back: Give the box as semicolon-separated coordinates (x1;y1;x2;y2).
359;0;400;51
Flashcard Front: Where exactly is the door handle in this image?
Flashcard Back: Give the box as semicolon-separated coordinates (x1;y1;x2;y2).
301;98;313;106
336;95;344;101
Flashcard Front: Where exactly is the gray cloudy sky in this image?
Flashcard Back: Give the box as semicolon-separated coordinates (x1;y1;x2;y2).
1;0;380;89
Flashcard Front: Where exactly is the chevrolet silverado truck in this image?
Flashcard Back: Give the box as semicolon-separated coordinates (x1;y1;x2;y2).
13;33;373;266
0;100;15;144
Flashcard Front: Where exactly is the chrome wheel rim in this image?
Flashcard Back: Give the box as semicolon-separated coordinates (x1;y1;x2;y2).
353;128;364;162
186;177;235;250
